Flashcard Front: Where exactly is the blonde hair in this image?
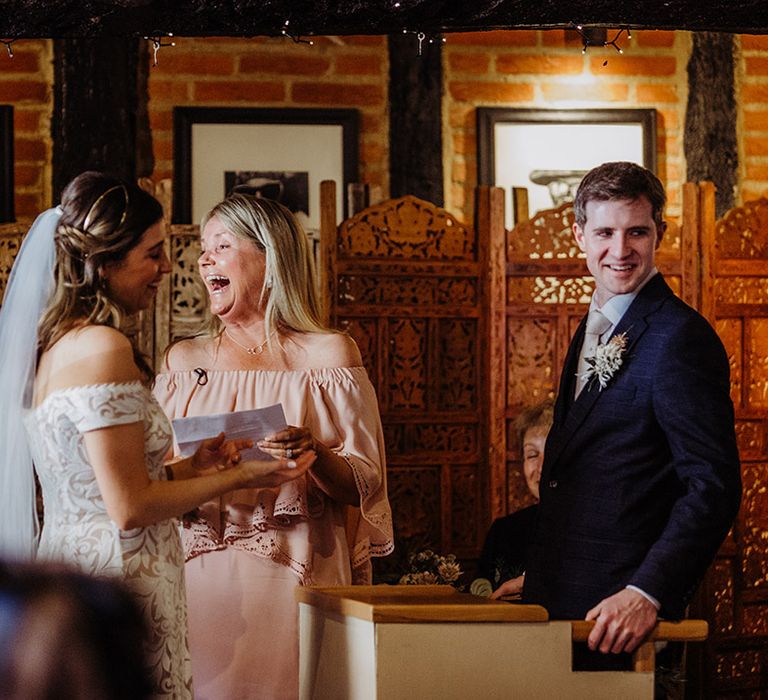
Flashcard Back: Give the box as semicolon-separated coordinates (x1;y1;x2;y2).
36;172;163;383
200;194;331;345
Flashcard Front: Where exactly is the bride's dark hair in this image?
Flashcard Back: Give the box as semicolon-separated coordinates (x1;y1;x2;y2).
36;172;163;383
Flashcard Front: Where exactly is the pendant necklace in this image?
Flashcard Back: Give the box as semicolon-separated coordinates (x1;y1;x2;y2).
225;328;276;355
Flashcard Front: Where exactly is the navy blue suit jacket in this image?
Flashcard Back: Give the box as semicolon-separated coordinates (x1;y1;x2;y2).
523;274;741;620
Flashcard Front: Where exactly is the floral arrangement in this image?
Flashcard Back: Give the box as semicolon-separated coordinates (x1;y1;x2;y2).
581;332;628;391
398;549;463;587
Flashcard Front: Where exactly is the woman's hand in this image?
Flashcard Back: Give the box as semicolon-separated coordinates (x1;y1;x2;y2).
237;450;316;489
490;574;525;600
191;432;253;472
258;426;316;462
259;425;359;505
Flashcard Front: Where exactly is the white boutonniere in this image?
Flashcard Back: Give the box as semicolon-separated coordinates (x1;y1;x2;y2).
581;332;629;390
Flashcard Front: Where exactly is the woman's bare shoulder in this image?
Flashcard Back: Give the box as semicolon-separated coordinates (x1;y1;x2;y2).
40;325;141;389
162;336;216;372
294;331;363;369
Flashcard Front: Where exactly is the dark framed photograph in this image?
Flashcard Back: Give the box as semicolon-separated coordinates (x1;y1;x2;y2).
0;106;13;223
173;107;359;229
477;108;657;226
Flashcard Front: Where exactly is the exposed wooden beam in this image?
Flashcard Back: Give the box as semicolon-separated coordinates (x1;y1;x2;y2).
52;38;151;199
2;0;768;38
684;32;738;219
388;32;443;204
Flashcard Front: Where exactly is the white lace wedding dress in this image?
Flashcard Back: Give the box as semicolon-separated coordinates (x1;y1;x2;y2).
24;381;193;699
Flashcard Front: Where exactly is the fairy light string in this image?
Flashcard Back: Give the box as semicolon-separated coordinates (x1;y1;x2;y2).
572;24;632;65
144;32;175;67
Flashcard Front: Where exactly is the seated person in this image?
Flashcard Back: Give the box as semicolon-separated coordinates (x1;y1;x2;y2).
477;399;553;599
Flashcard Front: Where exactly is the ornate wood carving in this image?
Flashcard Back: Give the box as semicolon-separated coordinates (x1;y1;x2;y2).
0;223;26;303
326;185;504;580
691;189;768;697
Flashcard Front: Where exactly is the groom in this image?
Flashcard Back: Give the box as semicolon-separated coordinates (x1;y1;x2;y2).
522;161;742;667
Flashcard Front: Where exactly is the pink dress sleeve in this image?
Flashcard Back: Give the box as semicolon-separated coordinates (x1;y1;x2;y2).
307;366;394;582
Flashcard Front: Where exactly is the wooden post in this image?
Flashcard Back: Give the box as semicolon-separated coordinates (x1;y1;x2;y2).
477;186;508;522
512;187;529;225
52;38;151;199
698;181;718;325
387;32;443;204
684;33;737;219
681;182;701;310
319;180;337;327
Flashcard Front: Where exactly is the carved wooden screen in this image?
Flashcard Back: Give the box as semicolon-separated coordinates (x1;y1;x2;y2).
0;223;26;303
688;183;768;698
154;223;206;354
500;204;687;520
322;183;505;579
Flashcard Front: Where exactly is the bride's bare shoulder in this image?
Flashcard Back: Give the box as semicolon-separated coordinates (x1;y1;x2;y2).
162;336;217;372
38;325;141;391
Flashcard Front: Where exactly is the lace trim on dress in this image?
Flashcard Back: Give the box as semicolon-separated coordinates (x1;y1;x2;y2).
344;452;394;535
181;452;394;582
182;514;312;582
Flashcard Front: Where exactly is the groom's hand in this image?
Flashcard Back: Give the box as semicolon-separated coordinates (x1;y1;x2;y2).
585;588;658;654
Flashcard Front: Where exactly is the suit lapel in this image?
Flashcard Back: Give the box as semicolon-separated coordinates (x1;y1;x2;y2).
543;317;585;468
544;274;674;475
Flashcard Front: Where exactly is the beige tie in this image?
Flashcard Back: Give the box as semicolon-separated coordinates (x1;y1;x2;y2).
575;309;612;398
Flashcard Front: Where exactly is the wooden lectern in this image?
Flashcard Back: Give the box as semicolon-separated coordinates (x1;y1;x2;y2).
296;585;707;700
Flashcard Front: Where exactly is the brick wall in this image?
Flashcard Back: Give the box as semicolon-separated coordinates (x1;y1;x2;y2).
738;34;768;203
444;29;689;226
5;33;768;226
0;39;53;219
146;36;390;204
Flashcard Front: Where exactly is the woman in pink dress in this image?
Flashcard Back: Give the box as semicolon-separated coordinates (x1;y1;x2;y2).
155;194;394;700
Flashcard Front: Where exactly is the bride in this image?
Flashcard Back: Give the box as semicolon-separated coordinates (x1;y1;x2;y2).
0;172;313;698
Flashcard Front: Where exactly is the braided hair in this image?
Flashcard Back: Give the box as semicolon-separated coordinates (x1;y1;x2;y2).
36;172;163;383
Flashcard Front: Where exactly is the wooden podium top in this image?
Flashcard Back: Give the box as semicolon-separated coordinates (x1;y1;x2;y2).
295;584;549;623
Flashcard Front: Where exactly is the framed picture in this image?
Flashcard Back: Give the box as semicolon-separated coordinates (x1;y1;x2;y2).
0;106;13;223
173;107;359;229
477;108;656;227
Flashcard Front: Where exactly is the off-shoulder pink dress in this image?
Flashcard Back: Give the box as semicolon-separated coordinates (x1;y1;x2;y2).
154;366;393;700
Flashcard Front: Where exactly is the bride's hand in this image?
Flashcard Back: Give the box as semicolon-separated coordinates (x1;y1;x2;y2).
237;450;316;489
192;432;253;472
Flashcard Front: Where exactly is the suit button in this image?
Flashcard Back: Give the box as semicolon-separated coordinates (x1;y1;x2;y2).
548;480;558;489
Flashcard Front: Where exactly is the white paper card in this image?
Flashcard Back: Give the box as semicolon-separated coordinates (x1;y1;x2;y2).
172;403;287;461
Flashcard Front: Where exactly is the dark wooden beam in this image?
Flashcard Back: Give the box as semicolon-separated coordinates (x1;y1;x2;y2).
52;38;153;200
3;0;768;38
684;32;737;218
388;32;443;205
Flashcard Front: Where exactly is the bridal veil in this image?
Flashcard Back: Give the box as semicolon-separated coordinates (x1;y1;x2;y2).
0;207;61;559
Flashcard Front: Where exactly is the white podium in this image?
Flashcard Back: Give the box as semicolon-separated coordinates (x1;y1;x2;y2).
296;585;706;700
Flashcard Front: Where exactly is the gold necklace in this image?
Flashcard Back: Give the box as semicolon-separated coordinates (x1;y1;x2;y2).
225;329;275;355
